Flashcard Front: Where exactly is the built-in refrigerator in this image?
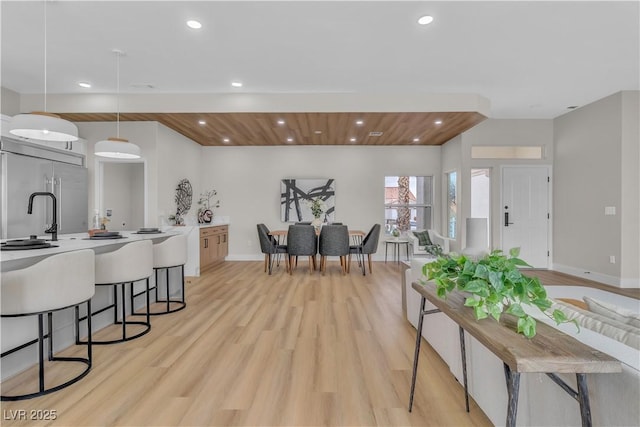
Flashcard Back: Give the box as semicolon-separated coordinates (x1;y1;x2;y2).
0;137;88;239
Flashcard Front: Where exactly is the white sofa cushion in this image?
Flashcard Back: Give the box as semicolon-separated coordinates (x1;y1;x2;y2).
583;296;640;328
553;299;640;350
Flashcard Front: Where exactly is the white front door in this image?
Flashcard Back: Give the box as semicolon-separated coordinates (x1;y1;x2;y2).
501;166;550;268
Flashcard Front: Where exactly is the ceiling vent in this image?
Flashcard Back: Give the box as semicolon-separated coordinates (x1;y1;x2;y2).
369;131;384;137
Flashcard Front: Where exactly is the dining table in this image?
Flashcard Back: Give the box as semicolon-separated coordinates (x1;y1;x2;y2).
268;227;367;273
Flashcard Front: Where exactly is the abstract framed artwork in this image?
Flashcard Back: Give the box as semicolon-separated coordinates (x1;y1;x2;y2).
281;178;335;222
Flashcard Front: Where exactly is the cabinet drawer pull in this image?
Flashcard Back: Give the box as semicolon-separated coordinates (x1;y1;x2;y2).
204;238;208;248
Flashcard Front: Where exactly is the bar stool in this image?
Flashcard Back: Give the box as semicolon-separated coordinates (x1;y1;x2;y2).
1;250;95;401
132;234;187;315
76;240;153;345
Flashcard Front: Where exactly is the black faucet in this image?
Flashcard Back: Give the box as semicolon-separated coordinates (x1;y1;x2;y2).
27;192;58;242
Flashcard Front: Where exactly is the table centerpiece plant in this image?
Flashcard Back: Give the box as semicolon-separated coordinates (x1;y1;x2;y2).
421;247;574;338
308;197;324;227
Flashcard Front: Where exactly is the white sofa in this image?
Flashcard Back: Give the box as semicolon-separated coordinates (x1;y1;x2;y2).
407;229;452;256
405;258;640;426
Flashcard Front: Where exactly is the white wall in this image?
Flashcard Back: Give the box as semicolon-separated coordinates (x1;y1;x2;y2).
156;124;202;227
199;145;442;260
447;119;554;252
102;162;144;231
620;91;640;286
553;92;636;287
441;135;463;252
77;121;158;225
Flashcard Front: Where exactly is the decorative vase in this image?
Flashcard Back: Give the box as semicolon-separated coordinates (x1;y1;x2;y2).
311;217;322;227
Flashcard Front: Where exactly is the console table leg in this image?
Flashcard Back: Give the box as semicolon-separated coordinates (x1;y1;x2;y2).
576;374;592;427
408;296;427;412
459;326;470;412
504;363;520;427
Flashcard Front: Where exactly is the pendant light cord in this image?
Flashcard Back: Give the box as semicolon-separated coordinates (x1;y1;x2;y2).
43;0;48;112
116;51;120;137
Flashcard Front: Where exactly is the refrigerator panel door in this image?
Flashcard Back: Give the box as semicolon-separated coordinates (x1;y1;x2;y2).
2;153;53;239
53;162;88;234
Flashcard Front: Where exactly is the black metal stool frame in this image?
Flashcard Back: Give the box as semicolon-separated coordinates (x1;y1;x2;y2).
1;299;93;401
130;263;186;315
75;278;151;345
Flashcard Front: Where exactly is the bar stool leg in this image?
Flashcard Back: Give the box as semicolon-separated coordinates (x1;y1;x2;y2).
38;314;45;393
87;300;93;362
146;278;151;327
181;265;185;304
166;268;171;313
121;283;127;340
48;312;54;361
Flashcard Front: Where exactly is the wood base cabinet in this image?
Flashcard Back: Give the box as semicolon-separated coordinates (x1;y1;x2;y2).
200;225;228;271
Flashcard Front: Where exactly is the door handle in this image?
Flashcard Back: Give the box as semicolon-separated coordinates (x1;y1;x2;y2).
204;238;208;248
504;212;514;227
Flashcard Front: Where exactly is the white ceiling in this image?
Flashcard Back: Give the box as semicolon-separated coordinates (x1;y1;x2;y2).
2;1;638;119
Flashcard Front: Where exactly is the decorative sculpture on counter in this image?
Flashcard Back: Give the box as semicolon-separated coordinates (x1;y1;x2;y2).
197;189;220;223
169;179;192;225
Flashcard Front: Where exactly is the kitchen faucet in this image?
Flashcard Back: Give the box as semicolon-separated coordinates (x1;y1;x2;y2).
27;192;58;241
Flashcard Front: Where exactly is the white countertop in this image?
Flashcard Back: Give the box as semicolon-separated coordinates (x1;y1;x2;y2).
1;230;179;272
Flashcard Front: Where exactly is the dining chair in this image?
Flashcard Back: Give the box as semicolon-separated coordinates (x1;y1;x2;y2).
286;225;318;274
348;224;381;275
318;225;350;275
257;224;288;274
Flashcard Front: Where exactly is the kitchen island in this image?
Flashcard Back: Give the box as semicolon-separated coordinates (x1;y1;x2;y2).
1;230;179;272
1;229;183;382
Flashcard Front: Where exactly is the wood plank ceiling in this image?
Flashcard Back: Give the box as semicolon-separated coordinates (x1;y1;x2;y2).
59;111;486;146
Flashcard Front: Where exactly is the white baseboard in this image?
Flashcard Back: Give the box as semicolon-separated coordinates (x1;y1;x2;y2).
551;263;632;288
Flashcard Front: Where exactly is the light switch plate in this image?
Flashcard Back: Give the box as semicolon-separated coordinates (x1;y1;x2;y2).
605;206;616;215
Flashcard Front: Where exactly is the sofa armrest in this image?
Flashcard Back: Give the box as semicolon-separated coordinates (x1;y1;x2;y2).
428;229;452;254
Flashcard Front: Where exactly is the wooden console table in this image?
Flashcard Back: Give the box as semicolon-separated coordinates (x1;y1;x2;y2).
408;281;621;427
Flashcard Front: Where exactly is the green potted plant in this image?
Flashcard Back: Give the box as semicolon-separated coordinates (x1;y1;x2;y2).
421;248;572;338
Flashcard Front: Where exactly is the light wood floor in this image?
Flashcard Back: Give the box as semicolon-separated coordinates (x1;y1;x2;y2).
0;261;492;426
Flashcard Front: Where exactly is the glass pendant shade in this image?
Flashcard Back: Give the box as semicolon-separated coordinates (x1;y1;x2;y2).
95;137;141;159
10;111;79;142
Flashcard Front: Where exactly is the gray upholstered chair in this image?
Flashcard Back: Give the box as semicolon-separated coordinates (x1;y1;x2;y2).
257;224;288;274
287;224;317;274
295;222;312;225
318;225;350;275
348;224;381;275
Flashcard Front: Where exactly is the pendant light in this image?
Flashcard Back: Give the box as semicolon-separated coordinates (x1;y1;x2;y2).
94;49;141;159
9;0;79;142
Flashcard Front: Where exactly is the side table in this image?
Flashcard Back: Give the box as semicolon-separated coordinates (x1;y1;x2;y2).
384;239;410;263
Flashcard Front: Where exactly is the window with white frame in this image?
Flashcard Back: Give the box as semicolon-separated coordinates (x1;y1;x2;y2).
384;176;432;235
446;171;457;239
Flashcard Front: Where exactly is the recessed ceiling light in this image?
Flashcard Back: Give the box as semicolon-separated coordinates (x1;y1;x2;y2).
78;82;91;88
223;138;230;143
413;138;420;142
314;130;322;135
198;120;206;125
434;120;443;125
350;137;356;142
277;119;285;125
286;137;293;142
418;15;434;25
231;81;243;88
355;120;364;126
187;20;202;29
